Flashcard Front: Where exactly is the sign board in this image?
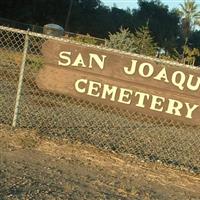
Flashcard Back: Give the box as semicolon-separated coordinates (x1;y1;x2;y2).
36;39;200;126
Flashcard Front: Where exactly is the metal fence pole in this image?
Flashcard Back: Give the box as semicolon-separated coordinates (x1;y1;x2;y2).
12;31;29;128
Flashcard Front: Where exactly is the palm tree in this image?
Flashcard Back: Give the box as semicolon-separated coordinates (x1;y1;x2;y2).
179;0;200;38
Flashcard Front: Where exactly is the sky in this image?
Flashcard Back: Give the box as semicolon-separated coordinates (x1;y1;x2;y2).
101;0;200;10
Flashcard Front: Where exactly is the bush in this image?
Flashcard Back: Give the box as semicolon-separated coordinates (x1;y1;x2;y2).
105;28;137;53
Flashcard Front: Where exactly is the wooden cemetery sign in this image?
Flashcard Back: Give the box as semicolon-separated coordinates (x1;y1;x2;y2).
36;39;200;126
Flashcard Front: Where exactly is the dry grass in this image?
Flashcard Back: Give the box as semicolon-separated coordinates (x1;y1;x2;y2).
0;125;200;199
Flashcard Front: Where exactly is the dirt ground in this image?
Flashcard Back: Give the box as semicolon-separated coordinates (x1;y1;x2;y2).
0;127;200;200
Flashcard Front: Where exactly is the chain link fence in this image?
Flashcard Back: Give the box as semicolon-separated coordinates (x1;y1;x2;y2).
0;25;200;174
0;17;105;45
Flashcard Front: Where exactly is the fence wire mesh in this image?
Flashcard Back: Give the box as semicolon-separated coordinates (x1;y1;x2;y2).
0;26;200;174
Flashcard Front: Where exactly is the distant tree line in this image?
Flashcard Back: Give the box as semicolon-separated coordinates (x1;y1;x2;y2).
0;0;199;65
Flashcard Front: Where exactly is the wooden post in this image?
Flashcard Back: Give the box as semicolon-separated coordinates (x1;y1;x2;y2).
12;31;29;128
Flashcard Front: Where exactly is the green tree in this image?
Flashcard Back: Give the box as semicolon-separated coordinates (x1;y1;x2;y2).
179;0;200;38
0;0;180;46
133;25;158;56
105;26;157;57
133;0;180;52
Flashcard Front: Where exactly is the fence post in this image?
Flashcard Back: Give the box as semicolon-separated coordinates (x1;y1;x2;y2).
12;31;29;128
